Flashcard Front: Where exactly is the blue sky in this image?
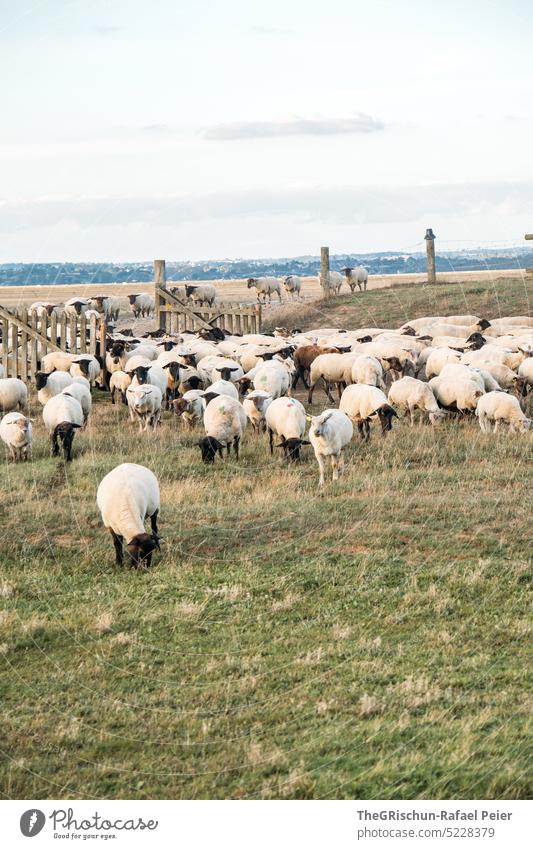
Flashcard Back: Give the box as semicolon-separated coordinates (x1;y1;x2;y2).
1;0;532;261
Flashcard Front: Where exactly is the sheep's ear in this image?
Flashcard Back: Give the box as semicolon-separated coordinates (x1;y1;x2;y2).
152;534;162;551
300;439;311;445
71;423;82;429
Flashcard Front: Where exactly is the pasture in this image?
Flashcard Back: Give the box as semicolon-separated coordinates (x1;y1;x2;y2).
1;276;532;800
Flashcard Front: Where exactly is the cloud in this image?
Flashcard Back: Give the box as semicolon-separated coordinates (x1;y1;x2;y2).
1;181;531;233
93;25;122;37
203;114;385;140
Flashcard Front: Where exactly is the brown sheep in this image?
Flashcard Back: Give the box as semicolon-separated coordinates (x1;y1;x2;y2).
292;345;340;389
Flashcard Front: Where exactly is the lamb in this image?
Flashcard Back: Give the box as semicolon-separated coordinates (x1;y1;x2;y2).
96;463;161;567
247;276;282;304
309;409;353;486
184;284;217;306
387;377;445;425
197;396;247;462
429;376;483;413
475;391;531;433
0;378;28;412
339;384;398;440
42;393;83;460
283;275;302;299
342;266;368;292
41;351;77;373
127;293;155;318
109;370;132;405
242;390;272;432
351;355;386;389
61;382;92;424
35;370;73;405
0;412;32;461
171;390;205;429
126;385;163;432
265;397;309;460
69;355;101;386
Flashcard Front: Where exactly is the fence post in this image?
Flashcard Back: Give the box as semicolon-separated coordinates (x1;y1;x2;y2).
425;228;436;284
154;259;166;331
320;246;330;297
255;303;262;333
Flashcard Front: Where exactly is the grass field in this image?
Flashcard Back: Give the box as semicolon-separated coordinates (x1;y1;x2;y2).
1;277;532;800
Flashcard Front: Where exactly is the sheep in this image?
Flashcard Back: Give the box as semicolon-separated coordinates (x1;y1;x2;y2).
342;266;368;292
439;363;501;394
518;357;533;393
126;384;163;432
309;409;353;486
425;347;462;379
106;340;128;377
35;370;73;405
283;275;302;299
0;378;28;412
129;364;168;399
127;293;155;318
387;377;445;426
61;382;91;424
197;395;247;462
0;412;32;461
265;397;309;460
204;379;239;400
322;271;344;295
292;345;340;389
351;355;386;389
29;301;59;318
184;284;217;306
41;351;77;373
196;355;243;384
308;353;359;403
42;393;83;460
64;297;89;317
109;370;132;405
339;385;398;440
242;390;272;432
96;463;161;567
241;362;291;400
429;376;484;413
171;390;204;429
246;276;282;304
69;355;101;386
475;391;531;433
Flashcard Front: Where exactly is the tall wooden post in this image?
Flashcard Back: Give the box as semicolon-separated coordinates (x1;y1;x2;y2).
425;228;436;284
524;234;533;275
154;259;166;331
320;246;330;297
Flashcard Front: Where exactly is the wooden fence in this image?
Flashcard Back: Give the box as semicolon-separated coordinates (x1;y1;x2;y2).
0;305;107;380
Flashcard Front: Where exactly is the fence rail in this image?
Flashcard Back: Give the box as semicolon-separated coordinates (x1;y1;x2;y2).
0;305;106;380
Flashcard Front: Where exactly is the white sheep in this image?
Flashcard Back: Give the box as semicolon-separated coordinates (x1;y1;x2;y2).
429;376;483;413
171;390;205;429
109;370;132;405
283;275;302;299
61;382;91;424
204;379;239;400
322;270;344;295
0;412;33;461
69;355;101;386
308;353;359;402
89;295;120;321
42;393;84;460
184;283;217;306
64;297;89;317
36;370;73;405
264;397;308;460
342;266;368;292
387;376;445;425
41;351;77;373
246;276;282;304
351;355;386;389
129;363;168;399
127;293;155;318
339;384;398;440
96;463;161;566
248;362;291;400
29;301;59;318
0;378;28;412
425;347;462;379
309;409;353;486
126;384;163;432
242;390;272;432
475;391;531;433
198;395;247;462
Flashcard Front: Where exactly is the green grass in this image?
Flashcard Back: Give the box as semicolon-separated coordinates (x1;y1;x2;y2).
1;276;532;800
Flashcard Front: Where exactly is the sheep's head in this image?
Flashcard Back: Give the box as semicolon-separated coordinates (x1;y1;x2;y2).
477;318;491;331
246;278;257;288
185;285;196;297
466;332;486;350
181;375;203;391
276;436;310;462
216;366;239;381
402;325;417;336
197;436;223;464
238;377;253;395
127;294;139;305
53;421;81;462
75;358;92;378
376;404;398;434
171;399;189;416
429;410;447;426
35;371;49;390
127;532;160;567
134;365;150;384
356;335;373;344
311;412;332;438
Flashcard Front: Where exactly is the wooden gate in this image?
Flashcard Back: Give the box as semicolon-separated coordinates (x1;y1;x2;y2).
0;305;107;380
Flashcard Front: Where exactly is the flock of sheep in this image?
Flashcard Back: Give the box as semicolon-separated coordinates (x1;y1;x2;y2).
1;300;532;568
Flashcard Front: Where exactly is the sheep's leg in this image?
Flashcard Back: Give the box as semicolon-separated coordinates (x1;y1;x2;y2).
110;529;124;566
277;290;282;303
409;407;416;427
307;381;316;404
331;454;340;482
325;380;335;403
233;435;240;459
357;422;365;441
268;428;274;454
111;388;116;405
51;432;60;456
337;381;345;401
364;421;371;441
316;453;326;488
150;510;159;536
493;420;499;433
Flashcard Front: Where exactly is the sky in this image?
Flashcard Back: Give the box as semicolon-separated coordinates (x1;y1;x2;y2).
0;0;532;262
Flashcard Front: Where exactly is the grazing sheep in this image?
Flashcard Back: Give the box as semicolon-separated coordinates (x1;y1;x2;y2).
96;463;161;567
62;382;91;424
339;384;398;440
127;293;155;318
283;275;302;299
35;370;73;405
439;363;500;394
247;276;282;304
308;353;358;403
429;377;484;413
184;284;217;306
475;391;531;433
0;378;28;412
265;397;309;460
309;409;353;486
42;393;83;461
241;361;291;400
69;355;101;386
518;357;533;392
109;370;132;405
64;297;89;317
425;347;462;379
198;396;247;462
242;390;272;432
171;390;204;429
126;385;163;432
342;266;368;292
351;355;386;389
292;345;340;389
387;377;445;425
0;412;32;461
